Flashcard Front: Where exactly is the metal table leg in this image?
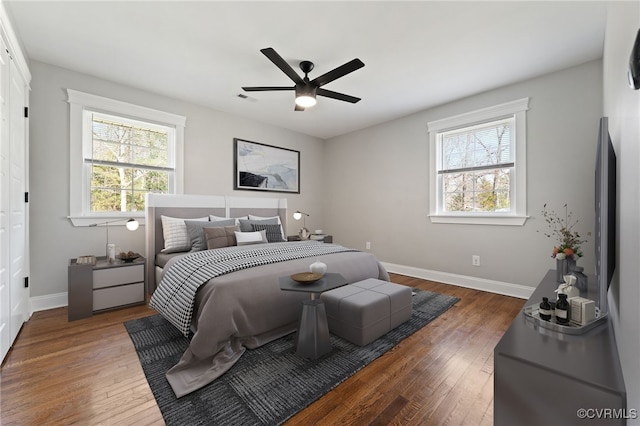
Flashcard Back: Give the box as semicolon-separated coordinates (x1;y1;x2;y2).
295;298;332;359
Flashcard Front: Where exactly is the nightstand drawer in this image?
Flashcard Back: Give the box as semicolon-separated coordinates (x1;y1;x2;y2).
93;282;145;311
93;264;144;289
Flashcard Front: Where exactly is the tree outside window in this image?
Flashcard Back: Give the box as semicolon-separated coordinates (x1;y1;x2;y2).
440;120;513;213
87;113;174;213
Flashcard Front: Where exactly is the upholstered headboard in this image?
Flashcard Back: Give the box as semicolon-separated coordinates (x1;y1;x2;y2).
145;193;288;293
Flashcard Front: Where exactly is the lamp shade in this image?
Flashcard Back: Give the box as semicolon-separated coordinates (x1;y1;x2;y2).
126;218;139;231
293;210;309;220
295;95;316;108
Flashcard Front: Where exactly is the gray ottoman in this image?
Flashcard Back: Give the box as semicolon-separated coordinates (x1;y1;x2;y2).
320;278;412;346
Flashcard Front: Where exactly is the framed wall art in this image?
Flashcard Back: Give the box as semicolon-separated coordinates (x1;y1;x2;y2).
233;138;300;193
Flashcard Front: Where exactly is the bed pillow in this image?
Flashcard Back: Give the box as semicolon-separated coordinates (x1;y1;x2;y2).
247;215;286;241
210;214;248;223
239;218;285;241
186;218;237;252
238;217;278;231
235;230;268;246
251;223;286;243
248;214;282;223
204;225;240;249
161;215;208;253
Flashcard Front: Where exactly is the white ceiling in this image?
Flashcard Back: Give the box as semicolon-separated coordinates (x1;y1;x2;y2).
4;1;607;139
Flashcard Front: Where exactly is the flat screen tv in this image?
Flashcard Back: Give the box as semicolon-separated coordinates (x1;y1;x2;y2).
595;117;616;314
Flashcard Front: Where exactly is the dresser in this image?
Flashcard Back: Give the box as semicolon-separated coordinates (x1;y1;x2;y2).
68;256;146;321
494;270;627;425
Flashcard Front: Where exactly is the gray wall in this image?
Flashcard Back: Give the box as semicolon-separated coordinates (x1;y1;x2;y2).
324;60;603;289
603;1;640;415
29;59;603;301
29;60;325;300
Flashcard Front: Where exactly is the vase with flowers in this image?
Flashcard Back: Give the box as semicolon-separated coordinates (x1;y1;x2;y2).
541;203;590;283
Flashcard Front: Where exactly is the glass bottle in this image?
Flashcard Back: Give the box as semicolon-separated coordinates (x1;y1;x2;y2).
539;297;552;321
555;293;570;325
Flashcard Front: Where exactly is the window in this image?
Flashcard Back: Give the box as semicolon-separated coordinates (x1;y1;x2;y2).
87;112;173;213
67;90;186;226
428;98;529;225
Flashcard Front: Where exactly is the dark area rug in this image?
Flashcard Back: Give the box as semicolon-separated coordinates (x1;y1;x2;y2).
125;288;459;426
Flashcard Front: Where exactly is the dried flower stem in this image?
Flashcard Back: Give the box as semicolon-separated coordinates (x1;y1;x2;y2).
540;203;589;259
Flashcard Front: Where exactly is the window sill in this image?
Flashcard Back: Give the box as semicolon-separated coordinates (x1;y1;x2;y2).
429;214;528;226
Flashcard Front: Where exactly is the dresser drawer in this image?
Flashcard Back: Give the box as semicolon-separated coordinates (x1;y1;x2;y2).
93;282;145;311
93;264;144;289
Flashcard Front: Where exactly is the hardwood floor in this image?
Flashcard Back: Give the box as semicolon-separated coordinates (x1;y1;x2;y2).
0;274;524;425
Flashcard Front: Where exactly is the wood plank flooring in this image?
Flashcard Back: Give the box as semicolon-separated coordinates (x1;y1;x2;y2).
0;274;524;425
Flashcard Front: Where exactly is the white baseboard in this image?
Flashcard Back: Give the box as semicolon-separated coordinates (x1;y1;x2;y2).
381;262;534;300
26;264;533;314
30;292;67;314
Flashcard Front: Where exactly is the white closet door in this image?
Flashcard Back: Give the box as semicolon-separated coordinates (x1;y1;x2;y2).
0;43;29;362
0;39;9;361
8;56;27;346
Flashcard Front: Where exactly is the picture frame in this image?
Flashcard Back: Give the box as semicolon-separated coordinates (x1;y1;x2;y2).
234;138;300;193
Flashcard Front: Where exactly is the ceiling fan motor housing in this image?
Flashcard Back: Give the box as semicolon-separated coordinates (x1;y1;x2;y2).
296;82;317;98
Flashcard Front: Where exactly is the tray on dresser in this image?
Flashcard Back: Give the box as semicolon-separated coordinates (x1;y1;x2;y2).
522;304;607;335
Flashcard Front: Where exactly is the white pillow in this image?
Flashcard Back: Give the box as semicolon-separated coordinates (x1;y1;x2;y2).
161;215;208;253
248;214;285;241
234;230;268;246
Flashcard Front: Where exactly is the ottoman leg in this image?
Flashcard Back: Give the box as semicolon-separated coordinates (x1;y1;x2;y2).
296;299;332;359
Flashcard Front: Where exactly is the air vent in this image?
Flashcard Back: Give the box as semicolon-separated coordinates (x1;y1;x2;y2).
237;93;258;102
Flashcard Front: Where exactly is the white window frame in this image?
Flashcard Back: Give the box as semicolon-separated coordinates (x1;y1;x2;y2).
427;98;529;226
67;89;186;226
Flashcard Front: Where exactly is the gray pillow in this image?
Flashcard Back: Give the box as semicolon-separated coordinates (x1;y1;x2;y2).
239;218;285;240
238;218;279;232
251;223;286;243
185;219;236;252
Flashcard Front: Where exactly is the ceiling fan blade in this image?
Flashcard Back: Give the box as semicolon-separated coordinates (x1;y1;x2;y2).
242;86;294;92
260;47;304;85
294;104;305;112
317;88;361;103
310;58;365;87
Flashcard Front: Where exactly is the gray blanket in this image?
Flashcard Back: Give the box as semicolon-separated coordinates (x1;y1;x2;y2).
155;243;389;397
150;241;356;336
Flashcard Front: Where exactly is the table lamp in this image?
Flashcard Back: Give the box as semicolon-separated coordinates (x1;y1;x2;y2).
293;211;310;240
89;218;139;262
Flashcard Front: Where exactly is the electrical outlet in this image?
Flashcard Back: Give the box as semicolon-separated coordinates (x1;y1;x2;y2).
472;255;480;266
366;241;371;250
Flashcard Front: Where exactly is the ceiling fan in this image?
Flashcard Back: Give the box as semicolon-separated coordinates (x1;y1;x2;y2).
242;47;365;111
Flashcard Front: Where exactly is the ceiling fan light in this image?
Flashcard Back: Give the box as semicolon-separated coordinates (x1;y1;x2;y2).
295;95;316;108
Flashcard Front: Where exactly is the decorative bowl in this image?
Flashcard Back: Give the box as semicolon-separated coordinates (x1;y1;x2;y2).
118;252;140;263
290;272;323;284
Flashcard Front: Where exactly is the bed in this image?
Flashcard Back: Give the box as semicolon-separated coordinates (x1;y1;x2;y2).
145;194;389;397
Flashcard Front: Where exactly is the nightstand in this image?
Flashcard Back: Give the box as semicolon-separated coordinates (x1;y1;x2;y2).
68;256;146;321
